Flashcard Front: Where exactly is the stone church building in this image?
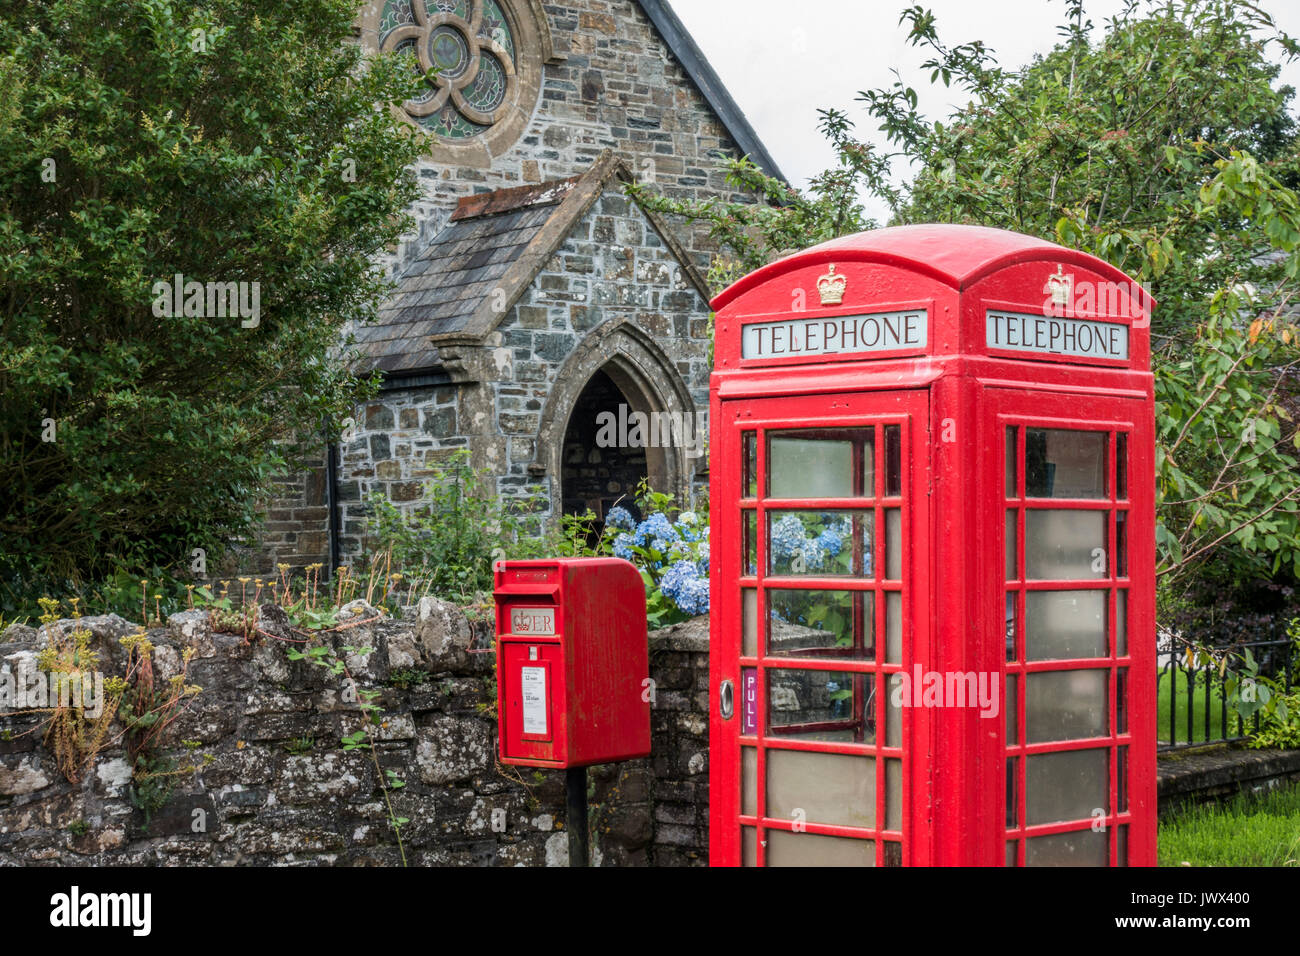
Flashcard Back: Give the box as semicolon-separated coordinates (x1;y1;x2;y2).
256;0;783;571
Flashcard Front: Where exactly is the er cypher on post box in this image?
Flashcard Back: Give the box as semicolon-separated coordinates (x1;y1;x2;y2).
494;558;651;769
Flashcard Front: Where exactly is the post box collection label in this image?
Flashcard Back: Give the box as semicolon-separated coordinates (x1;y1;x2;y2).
741;310;928;361
510;606;556;635
520;666;548;736
986;309;1129;361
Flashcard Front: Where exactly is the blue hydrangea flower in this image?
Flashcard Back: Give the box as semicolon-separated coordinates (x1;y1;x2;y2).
816;528;844;558
769;514;808;560
612;532;636;561
659;559;709;616
605;506;635;530
634;512;677;549
676;575;709;615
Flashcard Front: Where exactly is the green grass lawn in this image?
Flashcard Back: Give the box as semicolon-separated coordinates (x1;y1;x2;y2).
1159;782;1300;866
1158;668;1234;745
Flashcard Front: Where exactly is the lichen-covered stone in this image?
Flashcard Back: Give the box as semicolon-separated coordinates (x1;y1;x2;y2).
415;716;493;784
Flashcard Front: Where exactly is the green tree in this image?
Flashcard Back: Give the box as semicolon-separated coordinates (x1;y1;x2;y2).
640;0;1300;597
0;0;426;589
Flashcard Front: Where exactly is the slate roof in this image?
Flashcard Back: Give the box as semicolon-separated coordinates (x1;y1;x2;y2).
353;178;580;374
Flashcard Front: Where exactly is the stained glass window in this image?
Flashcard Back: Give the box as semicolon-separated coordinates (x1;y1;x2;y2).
379;0;518;139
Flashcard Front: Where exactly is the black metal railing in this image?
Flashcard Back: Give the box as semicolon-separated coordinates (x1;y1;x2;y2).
1158;634;1296;751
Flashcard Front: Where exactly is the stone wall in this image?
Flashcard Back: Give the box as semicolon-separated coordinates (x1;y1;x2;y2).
0;606;709;866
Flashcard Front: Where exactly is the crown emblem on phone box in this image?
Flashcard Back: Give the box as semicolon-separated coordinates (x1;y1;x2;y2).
1046;264;1073;307
818;264;848;305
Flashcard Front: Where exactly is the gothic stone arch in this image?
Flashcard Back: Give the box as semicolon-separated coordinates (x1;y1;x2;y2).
537;320;699;520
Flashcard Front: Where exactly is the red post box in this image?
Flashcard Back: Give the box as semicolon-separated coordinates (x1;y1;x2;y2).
709;224;1156;867
495;558;651;768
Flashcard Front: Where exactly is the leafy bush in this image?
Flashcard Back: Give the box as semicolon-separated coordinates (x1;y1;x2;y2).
1222;617;1300;748
0;0;426;588
364;451;554;601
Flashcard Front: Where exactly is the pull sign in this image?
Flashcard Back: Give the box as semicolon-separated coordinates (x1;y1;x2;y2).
741;668;758;735
511;606;555;635
741;310;927;360
521;666;548;736
986;310;1129;361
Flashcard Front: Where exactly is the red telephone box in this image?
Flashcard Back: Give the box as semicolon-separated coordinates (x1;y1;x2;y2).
709;224;1156;866
495;558;651;768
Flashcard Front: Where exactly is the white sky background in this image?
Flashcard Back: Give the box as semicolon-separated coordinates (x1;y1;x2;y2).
667;0;1300;224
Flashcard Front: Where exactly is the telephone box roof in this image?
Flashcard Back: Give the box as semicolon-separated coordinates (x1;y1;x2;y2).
711;224;1155;312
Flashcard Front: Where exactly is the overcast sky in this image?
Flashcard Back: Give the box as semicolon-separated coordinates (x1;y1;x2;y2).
667;0;1300;223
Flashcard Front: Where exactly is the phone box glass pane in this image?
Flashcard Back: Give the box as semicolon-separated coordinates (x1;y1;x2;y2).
769;435;854;498
1025;510;1107;579
1117;433;1128;500
1006;674;1018;745
768;589;871;659
1026;748;1108;826
766;830;875;867
1006;426;1018;497
768;511;870;576
885;758;902;831
1006;510;1018;580
742;747;757;816
768;668;874;743
885;425;902;496
1025;828;1109;866
886;509;902;580
1006;757;1018;828
1026;429;1106;499
1027;669;1108;742
1006;592;1017;661
744;511;757;576
743;432;757;498
885;673;902;748
742;588;757;657
1116;590;1128;657
766;749;875;828
886;591;902;664
1026;590;1107;660
742;827;758;866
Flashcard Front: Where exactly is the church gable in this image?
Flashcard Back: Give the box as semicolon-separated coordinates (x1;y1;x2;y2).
356;149;709;379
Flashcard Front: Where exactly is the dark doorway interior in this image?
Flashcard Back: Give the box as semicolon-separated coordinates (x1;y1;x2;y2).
561;369;647;523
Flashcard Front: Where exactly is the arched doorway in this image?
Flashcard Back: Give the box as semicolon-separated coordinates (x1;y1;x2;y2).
560;368;663;522
536;320;699;527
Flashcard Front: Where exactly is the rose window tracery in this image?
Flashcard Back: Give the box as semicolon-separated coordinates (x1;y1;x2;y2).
379;0;519;139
